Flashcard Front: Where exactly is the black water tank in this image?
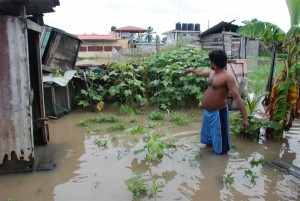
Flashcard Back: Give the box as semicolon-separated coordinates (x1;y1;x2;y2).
111;26;116;32
188;23;194;31
182;23;188;31
175;22;182;30
195;23;200;31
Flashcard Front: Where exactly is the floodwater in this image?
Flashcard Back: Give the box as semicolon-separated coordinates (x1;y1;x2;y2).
0;105;299;201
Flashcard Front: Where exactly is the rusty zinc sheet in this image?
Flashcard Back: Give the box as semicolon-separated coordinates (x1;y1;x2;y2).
0;16;34;166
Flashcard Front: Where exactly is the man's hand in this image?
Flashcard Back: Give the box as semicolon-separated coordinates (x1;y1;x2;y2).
183;69;192;75
243;118;250;133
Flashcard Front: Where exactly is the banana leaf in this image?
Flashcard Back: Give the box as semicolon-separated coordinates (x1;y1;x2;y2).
285;0;300;26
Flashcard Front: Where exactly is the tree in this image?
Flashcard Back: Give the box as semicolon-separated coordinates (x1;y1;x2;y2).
237;0;300;138
143;26;156;43
241;18;259;25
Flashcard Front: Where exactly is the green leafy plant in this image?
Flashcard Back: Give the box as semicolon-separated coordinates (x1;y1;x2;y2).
188;150;202;167
230;91;282;141
143;46;209;109
223;172;235;185
169;111;188;126
126;172;148;200
250;158;265;166
149;109;164;120
90;115;118;123
244;169;259;184
94;138;108;147
126;172;163;200
108;124;125;132
76;70;106;110
139;132;177;160
237;5;300;138
149;179;163;198
144;133;166;160
102;63;148;113
78;119;92;128
125;124;148;135
52;67;64;77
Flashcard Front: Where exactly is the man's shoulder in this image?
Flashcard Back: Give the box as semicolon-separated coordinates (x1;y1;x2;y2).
224;72;236;85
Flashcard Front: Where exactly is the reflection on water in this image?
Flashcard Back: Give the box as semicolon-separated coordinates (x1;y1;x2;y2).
0;106;299;201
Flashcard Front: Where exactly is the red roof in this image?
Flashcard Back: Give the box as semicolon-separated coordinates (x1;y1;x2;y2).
114;26;147;33
76;34;119;40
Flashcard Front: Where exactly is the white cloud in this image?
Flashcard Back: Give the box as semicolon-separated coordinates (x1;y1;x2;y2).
44;0;291;36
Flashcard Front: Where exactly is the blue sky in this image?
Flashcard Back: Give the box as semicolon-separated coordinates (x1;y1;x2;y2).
43;0;291;36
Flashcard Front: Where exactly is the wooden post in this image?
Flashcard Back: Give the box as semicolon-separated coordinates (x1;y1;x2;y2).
156;35;160;53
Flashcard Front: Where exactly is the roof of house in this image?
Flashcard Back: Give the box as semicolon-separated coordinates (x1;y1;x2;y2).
76;34;119;41
0;0;60;16
200;21;240;36
114;26;147;33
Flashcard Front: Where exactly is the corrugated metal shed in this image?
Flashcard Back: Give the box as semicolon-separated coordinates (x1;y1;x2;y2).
0;1;60;173
41;26;82;117
0;15;34;173
41;25;81;72
201;21;240;37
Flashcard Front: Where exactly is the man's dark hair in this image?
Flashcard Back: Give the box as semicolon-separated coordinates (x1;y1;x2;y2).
208;49;228;68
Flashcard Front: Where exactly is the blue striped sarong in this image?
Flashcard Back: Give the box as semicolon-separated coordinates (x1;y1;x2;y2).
200;107;230;154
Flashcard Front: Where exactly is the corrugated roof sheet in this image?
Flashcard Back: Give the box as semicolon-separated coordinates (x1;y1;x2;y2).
114;26;147;33
76;34;119;40
200;21;240;36
0;0;60;15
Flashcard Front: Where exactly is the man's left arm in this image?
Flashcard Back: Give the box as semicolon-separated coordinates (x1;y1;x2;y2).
226;74;250;131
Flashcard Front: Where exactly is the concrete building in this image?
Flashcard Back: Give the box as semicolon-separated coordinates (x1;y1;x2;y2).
162;22;201;45
76;34;128;65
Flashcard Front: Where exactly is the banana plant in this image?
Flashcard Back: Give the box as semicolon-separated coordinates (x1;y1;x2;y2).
267;27;300;137
236;1;300;138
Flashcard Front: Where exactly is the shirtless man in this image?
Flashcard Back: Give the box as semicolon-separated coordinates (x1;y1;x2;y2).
184;49;249;154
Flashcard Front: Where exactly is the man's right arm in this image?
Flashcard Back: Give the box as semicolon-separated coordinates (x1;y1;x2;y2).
183;69;210;77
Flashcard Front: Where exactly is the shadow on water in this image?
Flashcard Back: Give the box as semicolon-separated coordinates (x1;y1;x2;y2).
0;105;299;201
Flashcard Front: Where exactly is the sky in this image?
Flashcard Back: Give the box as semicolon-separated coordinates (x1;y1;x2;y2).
43;0;291;36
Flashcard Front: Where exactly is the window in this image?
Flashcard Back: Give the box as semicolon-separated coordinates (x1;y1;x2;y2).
104;46;112;51
79;46;87;52
88;46;103;52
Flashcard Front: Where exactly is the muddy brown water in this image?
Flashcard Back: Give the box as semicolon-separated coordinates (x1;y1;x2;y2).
0;105;299;201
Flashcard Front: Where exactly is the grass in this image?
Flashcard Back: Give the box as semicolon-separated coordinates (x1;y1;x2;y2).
247;59;284;95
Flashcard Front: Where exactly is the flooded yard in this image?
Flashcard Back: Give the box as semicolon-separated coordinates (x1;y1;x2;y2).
0;105;299;201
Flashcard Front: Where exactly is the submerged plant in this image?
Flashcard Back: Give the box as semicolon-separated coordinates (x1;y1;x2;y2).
108;124;125;132
169;111;188;126
126;172;163;200
138;132;177;160
250;158;265;166
78;119;92;128
223;172;235;185
91;115;118;123
244;169;259;184
125;124;148;135
126;172;148;200
149;179;163;198
149;110;164;120
94;138;108;147
76;71;107;110
188;150;202;167
230;91;282;141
